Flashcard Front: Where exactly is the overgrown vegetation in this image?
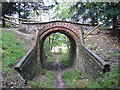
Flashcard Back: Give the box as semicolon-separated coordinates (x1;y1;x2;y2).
46;54;57;64
28;69;54;88
98;65;119;88
61;68;83;88
62;64;119;88
59;51;70;67
2;30;27;70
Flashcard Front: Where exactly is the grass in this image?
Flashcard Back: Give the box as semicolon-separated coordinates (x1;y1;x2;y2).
28;69;54;88
61;64;119;88
61;68;83;88
87;64;119;88
59;51;70;67
99;65;119;88
1;30;27;70
45;54;57;64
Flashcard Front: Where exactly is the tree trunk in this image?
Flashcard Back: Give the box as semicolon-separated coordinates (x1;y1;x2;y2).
18;2;21;22
2;16;6;27
112;15;117;30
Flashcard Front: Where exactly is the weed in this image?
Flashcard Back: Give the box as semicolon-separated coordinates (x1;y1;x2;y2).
99;65;119;88
61;68;82;88
2;30;27;69
45;54;57;64
59;55;69;67
59;51;70;67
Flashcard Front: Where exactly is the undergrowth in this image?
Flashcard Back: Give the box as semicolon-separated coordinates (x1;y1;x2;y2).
61;68;82;88
1;30;27;70
46;54;57;64
59;51;69;67
61;64;119;88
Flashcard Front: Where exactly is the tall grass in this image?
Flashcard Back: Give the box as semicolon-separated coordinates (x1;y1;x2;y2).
2;30;27;69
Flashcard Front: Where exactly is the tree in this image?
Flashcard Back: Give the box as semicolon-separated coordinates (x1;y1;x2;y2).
1;2;55;27
44;33;70;52
1;2;16;27
53;2;120;30
69;2;120;30
52;2;74;21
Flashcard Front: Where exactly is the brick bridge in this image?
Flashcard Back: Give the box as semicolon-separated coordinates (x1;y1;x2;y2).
15;21;110;80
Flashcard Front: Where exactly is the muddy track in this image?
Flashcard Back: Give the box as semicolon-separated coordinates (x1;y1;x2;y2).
54;56;65;88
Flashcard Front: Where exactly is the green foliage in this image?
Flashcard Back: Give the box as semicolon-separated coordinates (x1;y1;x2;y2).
61;68;82;88
54;2;119;29
2;30;27;68
75;2;119;28
86;64;119;88
28;81;43;88
61;64;119;88
53;2;73;20
99;65;119;88
44;33;70;50
44;33;70;60
46;54;57;64
5;22;13;28
59;51;69;67
86;81;101;88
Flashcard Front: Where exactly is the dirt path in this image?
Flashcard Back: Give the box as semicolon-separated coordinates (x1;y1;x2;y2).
54;56;65;88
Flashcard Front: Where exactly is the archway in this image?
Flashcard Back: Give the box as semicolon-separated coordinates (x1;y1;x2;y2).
38;28;77;69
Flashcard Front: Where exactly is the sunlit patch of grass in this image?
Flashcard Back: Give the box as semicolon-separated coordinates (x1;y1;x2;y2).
2;30;27;70
61;68;82;88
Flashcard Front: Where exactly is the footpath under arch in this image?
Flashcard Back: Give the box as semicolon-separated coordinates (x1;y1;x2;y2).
38;23;79;68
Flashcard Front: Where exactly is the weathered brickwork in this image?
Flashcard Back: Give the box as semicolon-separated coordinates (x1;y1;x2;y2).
15;21;110;80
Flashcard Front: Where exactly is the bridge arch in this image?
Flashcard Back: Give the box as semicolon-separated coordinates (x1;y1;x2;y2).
38;23;80;67
15;21;110;80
